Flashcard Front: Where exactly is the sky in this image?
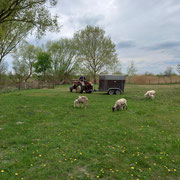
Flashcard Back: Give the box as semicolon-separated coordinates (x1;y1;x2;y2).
7;0;180;74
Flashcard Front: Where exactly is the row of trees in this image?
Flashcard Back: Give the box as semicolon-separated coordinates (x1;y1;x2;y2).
8;26;119;85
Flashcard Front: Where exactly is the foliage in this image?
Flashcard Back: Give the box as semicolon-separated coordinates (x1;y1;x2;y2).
46;38;78;81
0;84;179;179
73;25;118;83
33;51;52;79
12;41;37;84
127;61;137;76
177;64;180;74
0;59;8;75
0;0;59;63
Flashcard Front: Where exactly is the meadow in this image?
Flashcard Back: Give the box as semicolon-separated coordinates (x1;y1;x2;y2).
0;84;180;180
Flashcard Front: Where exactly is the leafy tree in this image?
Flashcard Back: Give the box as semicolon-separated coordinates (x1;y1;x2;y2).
46;38;78;81
12;41;37;87
0;60;8;75
177;64;180;74
0;0;59;63
34;51;52;80
127;61;137;76
73;25;118;83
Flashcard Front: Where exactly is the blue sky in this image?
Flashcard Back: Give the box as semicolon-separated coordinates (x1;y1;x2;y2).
6;0;180;74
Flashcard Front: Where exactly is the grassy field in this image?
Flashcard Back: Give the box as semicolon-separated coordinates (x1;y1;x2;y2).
0;84;180;180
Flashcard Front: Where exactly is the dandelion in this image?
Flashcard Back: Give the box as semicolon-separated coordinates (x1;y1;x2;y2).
15;173;18;176
131;166;135;170
131;174;133;176
149;168;151;170
154;163;156;166
97;175;100;178
160;152;163;154
80;152;82;155
168;169;171;172
39;154;42;157
1;170;4;173
174;169;176;172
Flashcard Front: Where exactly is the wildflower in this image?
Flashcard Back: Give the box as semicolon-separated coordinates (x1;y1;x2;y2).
39;154;42;157
131;166;135;170
97;175;99;178
131;174;133;176
80;152;82;155
168;169;171;172
160;152;163;154
154;163;156;166
1;170;4;173
174;169;176;172
15;173;18;176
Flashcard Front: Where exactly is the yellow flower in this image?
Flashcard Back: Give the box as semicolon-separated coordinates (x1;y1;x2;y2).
39;154;42;157
168;169;171;172
1;170;4;173
97;175;99;178
131;174;133;176
15;173;18;176
154;163;156;166
131;166;135;170
80;152;82;155
174;169;176;172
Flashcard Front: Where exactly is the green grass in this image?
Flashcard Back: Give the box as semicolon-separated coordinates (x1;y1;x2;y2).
0;84;180;180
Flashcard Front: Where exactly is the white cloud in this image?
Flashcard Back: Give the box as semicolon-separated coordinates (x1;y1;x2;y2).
7;0;180;74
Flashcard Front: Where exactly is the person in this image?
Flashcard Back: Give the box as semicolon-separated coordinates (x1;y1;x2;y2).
79;76;86;86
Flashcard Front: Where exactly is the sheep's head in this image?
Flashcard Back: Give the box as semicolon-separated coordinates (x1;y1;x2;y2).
112;107;115;112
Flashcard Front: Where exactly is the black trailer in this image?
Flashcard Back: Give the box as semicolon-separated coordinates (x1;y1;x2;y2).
98;75;126;95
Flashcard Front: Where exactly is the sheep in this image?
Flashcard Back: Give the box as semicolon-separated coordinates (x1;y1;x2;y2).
144;90;156;99
112;98;128;112
74;99;80;107
74;96;88;109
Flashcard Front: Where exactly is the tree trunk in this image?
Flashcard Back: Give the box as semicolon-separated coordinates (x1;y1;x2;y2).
93;73;96;84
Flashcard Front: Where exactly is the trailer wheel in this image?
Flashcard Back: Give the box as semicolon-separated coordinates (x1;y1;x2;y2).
108;90;114;95
115;90;121;95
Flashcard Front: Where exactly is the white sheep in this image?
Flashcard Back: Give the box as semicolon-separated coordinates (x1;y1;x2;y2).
74;96;88;109
144;90;156;99
112;98;128;112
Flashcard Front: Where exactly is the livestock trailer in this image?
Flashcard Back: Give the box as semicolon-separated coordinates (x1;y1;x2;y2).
98;75;126;95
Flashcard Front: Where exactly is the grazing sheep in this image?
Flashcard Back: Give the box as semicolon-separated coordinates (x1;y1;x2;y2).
74;99;79;107
112;98;128;112
74;96;88;109
144;90;156;99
